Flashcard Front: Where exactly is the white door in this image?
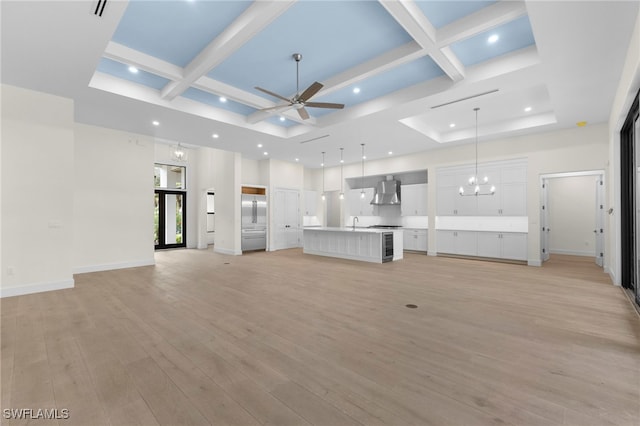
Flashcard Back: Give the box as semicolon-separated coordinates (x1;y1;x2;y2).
274;189;301;250
541;179;550;262
595;175;605;267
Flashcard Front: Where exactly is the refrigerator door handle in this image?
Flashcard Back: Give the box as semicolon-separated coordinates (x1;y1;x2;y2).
252;200;257;223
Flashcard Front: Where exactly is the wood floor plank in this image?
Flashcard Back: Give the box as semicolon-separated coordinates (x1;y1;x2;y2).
1;250;638;426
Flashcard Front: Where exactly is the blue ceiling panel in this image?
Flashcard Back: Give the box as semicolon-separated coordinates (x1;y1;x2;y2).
96;58;170;90
182;88;257;116
312;55;445;110
415;1;497;29
112;1;252;67
265;115;298;128
450;15;535;66
208;1;413;99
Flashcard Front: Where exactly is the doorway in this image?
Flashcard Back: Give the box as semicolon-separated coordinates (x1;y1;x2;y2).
154;190;186;249
273;188;300;250
540;171;605;267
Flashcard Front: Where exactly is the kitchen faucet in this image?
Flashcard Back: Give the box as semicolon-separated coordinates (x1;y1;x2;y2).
352;216;359;230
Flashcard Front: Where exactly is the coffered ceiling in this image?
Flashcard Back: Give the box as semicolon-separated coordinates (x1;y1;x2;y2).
1;1;638;167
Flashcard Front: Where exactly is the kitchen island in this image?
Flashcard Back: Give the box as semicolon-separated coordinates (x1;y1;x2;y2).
303;227;403;263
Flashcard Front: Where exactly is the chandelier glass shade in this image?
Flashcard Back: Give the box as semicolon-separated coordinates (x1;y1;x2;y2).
459;108;496;197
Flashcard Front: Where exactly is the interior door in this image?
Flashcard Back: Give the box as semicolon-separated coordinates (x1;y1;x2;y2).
541;179;550;262
595;175;605;267
273;189;300;250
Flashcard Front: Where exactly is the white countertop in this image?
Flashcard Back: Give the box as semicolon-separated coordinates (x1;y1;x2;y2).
304;227;402;234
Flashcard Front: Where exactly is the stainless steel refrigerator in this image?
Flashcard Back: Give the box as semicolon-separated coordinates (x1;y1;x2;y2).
241;194;267;251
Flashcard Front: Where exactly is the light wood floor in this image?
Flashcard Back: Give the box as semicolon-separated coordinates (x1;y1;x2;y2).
1;250;639;426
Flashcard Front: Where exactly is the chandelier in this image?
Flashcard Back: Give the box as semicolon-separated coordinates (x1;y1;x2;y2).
459;108;495;197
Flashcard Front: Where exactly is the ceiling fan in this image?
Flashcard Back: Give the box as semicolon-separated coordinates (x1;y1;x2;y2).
255;53;344;120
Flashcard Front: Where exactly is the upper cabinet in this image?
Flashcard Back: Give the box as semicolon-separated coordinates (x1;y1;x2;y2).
348;188;375;216
303;190;317;216
401;184;428;216
436;159;527;216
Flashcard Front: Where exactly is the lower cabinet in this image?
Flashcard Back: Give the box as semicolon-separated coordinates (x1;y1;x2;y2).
403;229;428;252
437;230;527;261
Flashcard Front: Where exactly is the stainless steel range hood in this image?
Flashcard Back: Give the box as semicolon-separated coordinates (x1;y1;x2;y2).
370;177;401;205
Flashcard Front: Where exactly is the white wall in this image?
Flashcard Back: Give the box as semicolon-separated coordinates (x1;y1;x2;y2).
74;124;155;272
548;176;597;256
1;85;75;296
608;7;640;284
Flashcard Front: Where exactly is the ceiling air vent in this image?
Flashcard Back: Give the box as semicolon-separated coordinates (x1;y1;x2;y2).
431;89;499;109
299;134;330;144
94;0;107;17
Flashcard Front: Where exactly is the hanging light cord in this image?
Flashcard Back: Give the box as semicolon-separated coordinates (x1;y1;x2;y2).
474;107;479;183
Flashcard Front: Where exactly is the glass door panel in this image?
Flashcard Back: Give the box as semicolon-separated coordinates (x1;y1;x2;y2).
155;190;186;249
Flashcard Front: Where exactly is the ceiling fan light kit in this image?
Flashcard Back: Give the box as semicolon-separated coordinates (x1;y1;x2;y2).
255;53;345;120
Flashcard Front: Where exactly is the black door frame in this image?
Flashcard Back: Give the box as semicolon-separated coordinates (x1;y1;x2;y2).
620;89;639;305
155;190;187;250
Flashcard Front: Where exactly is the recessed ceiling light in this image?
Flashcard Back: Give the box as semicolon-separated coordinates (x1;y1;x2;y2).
488;34;499;44
388;151;393;155
524;107;532;112
449;123;456;128
128;66;139;74
152;120;159;126
263;152;268;156
212;133;219;138
321;162;324;166
219;97;227;103
362;155;367;160
257;143;263;148
279;116;286;122
340;159;344;163
353;87;361;94
295;158;299;162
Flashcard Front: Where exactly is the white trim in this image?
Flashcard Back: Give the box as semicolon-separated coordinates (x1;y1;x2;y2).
1;278;74;298
427;250;438;256
540;169;606;179
215;247;242;256
73;259;156;275
528;259;542;267
549;249;596;257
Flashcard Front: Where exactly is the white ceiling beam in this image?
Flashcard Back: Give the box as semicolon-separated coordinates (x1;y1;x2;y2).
103;42;183;81
437;1;528;47
160;0;296;101
316;41;427;97
379;0;465;82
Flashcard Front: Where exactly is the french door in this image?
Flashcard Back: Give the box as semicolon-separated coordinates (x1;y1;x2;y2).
154;190;186;249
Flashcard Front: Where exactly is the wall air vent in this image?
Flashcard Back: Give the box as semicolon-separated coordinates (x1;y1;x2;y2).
94;0;107;17
430;89;499;109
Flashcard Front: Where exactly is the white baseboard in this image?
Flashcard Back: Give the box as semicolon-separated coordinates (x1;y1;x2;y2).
73;259;155;275
214;247;242;256
528;259;542;267
427;250;438;257
1;278;74;298
549;249;596;257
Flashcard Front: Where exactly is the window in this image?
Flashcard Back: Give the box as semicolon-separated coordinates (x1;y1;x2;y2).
206;192;215;233
154;164;186;189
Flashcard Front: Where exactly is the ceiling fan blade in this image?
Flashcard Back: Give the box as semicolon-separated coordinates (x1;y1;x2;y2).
297;107;310;120
259;104;293;112
255;86;291;103
304;102;345;110
298;82;323;102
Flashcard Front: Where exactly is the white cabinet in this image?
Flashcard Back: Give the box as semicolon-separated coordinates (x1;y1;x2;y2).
403;229;428;252
303;190;317;216
440;230;527;261
401;184;428;216
348;188;374;216
436;159;527;217
436;230;477;256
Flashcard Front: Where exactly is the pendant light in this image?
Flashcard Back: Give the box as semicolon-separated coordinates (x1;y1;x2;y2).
173;143;186;162
339;147;345;200
360;143;366;199
321;151;326;201
458;108;495;197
